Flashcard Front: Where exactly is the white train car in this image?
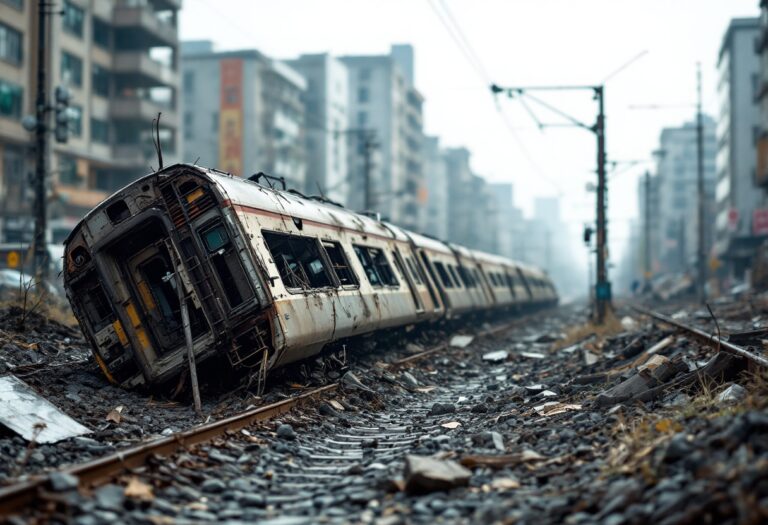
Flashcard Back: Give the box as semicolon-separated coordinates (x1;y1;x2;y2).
63;164;557;388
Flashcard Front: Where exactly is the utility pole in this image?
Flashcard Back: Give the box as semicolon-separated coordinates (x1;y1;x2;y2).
696;63;706;302
644;171;652;286
594;85;609;323
491;83;611;323
32;0;49;284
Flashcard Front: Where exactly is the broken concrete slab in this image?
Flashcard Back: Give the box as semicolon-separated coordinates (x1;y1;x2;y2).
404;455;471;494
482;350;508;363
450;335;475;349
595;355;688;407
718;384;746;403
0;374;90;444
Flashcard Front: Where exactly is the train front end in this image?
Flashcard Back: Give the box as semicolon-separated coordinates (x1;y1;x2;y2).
63;164;273;388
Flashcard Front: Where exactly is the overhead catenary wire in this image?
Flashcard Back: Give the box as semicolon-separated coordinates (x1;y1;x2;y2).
426;0;562;193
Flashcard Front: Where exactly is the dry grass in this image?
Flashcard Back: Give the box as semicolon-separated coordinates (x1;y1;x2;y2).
551;309;625;351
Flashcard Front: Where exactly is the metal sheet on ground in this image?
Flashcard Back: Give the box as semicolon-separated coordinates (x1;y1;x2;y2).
0;375;90;444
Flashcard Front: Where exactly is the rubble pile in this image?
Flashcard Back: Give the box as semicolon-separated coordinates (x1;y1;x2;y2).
2;301;768;524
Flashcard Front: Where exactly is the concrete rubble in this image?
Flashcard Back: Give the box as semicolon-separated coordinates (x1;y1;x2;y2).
2;296;768;523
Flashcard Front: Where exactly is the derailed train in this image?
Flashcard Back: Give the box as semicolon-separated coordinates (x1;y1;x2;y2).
62;164;557;389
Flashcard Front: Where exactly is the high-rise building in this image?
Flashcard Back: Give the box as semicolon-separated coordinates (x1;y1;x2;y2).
286;53;349;201
488;182;519;259
715;17;763;279
420;136;448;239
758;2;768;189
654;117;717;274
340;45;425;230
181;41;307;189
0;0;181;243
444;147;473;247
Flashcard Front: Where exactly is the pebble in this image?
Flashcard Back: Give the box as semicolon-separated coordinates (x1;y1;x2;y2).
276;424;297;440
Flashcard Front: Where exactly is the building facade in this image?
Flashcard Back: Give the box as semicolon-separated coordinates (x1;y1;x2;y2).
653;117;717;275
181;41;307;189
0;0;181;243
286;53;349;202
420;136;448;239
340;45;425;230
715;17;763;279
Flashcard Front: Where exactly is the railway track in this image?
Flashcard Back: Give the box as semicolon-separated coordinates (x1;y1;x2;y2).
0;315;528;519
632;305;768;368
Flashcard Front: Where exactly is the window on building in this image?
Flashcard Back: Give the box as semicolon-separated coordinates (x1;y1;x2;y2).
1;1;24;10
212;112;219;132
62;0;84;38
0;80;22;119
59;155;78;185
61;51;83;87
92;17;111;48
322;241;357;286
69;105;82;137
92;64;109;97
183;70;195;94
358;68;370;81
0;23;22;66
184;112;194;140
91;117;108;144
433;261;453;288
263;231;334;290
357;111;367;127
357;86;369;103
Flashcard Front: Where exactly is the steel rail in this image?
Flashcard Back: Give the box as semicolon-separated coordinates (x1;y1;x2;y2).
632;305;768;368
0;384;337;516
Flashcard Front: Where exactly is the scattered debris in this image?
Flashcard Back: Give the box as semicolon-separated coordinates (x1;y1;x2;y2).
461;449;546;469
105;406;124;424
404;455;472;494
533;402;582;416
449;335;475;348
441;421;461;429
520;351;546;359
124;477;154;501
717;383;746;403
0;374;90;443
482;350;509;363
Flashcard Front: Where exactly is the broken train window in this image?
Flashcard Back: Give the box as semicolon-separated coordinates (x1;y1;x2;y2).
198;221;254;307
322;240;358;286
353;245;398;287
263;231;333;290
432;261;454;288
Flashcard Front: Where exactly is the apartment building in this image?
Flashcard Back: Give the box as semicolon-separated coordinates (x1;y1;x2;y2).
0;0;181;243
181;41;307;190
715;18;762;279
340;45;425;230
286;53;349;202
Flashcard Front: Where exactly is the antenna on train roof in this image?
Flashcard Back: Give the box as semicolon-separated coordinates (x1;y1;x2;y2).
152;112;164;171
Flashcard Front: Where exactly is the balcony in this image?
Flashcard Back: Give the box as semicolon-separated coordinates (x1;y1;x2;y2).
111;97;178;127
113;5;178;48
113;52;176;87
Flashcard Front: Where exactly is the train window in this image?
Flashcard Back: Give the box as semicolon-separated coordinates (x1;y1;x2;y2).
199;222;253;307
322;241;358;287
264;231;333;290
457;266;474;288
433;262;453;288
488;273;497;286
352;245;397;287
448;265;461;288
405;257;422;285
371;248;398;286
472;269;483;288
353;246;382;286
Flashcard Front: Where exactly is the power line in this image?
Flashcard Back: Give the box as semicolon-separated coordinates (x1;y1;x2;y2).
427;0;491;84
435;0;492;83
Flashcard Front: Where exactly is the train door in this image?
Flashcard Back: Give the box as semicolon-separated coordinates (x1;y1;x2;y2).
122;237;206;356
392;248;424;313
419;251;451;309
476;265;497;305
516;268;534;300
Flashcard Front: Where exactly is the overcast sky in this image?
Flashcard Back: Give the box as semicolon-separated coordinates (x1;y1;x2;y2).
180;0;761;287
